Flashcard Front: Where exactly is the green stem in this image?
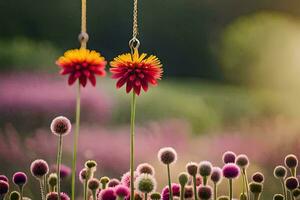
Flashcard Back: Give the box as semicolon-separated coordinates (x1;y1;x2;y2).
84;179;88;200
180;185;185;200
203;176;207;186
40;179;46;200
71;82;81;200
167;164;173;200
20;186;24;200
290;191;295;200
92;190;97;200
214;183;217;200
243;169;249;200
280;179;287;200
144;193;148;200
192;176;198;200
130;92;136;200
57;135;63;200
290;168;296;177
229;179;232;200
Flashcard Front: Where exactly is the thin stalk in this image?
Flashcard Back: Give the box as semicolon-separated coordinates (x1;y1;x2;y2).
290;191;295;200
203;176;207;186
280;179;287;200
180;185;185;200
40;178;46;200
20;186;24;200
229;179;233;200
84;178;88;200
192;176;198;200
243;169;250;200
144;193;148;200
290;168;296;177
130;92;136;200
56;135;63;200
213;183;217;200
167;164;173;200
71;82;81;200
92;190;97;200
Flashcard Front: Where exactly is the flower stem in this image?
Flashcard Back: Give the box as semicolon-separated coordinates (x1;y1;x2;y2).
180;185;185;200
56;135;63;200
40;178;46;200
20;186;24;200
71;81;81;200
144;193;148;200
130;92;136;200
192;176;198;200
229;179;232;200
280;178;287;200
167;164;173;200
243;169;249;200
92;190;97;200
84;178;88;200
213;183;217;200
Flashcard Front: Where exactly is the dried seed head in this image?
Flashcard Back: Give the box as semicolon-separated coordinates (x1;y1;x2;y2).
186;162;198;176
184;186;194;199
12;172;27;187
136;163;155;176
50;116;71;136
198;161;213;177
197;185;212;200
48;173;58;188
178;172;189;186
252;172;264;183
285;154;298;169
249;182;263;194
158;147;177;165
88;178;100;191
285;177;299;191
108;178;120;188
79;168;87;183
211;167;223;184
274;166;287;179
30;159;49;179
135;173;157;194
236;154;249;169
9;191;20;200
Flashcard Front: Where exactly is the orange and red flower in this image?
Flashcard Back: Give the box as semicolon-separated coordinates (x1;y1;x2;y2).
56;49;106;87
110;49;163;95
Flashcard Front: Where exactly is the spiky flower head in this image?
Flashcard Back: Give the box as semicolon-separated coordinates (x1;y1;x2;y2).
115;185;130;198
162;184;180;200
0;175;8;183
135;173;157;194
158;147;177;165
199;161;213;177
273;194;284;200
136;163;155;176
285;177;299;191
150;192;161;200
184;186;194;199
178;172;189;186
249;182;263;194
110;49;163;95
211;167;223;184
79;168;88;183
50;116;71;136
222;151;236;164
48;173;58;188
88;178;100;191
46;192;70;200
12;172;27;187
108;179;120;188
9;191;20;200
186;162;198;176
58;164;71;179
56;48;106;87
252;172;264;183
273;166;287;179
99;188;116;200
121;171;138;188
285;154;298;169
236;154;249;169
197;185;213;200
30;159;49;179
0;180;9;195
222;163;240;179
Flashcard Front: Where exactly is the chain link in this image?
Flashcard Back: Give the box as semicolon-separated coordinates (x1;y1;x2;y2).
129;0;140;52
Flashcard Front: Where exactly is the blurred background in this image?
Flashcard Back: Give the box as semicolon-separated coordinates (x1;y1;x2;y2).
1;0;300;199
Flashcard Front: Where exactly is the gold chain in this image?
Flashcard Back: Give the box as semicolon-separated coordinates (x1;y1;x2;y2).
129;0;140;53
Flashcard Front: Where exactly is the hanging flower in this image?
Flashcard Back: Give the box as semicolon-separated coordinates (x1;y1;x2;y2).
56;48;106;87
110;49;163;95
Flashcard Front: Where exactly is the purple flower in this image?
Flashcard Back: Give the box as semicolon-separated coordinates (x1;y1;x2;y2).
285;154;298;169
99;188;116;200
108;179;120;188
12;172;27;187
30;159;49;179
79;168;87;183
197;185;212;200
186;162;198;176
211;167;222;184
46;192;70;200
0;175;8;183
236;154;249;169
222;163;240;179
136;163;155;176
285;177;299;191
0;180;9;195
252;172;264;183
158;147;177;165
222;151;236;164
50;116;71;137
199;161;213;177
115;185;130;198
51;164;71;180
162;183;180;200
121;171;138;188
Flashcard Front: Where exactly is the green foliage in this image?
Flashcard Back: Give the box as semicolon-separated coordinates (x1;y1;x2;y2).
0;38;60;71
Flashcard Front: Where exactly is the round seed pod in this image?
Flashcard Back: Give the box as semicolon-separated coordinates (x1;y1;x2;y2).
79;168;87;183
178;172;189;186
273;194;284;200
108;179;120;188
157;147;177;165
236;154;249;169
292;188;300;198
30;159;49;179
273;166;287;179
0;175;8;183
88;178;100;191
136;163;155;176
285;177;299;191
252;172;264;183
222;163;240;179
197;185;212;200
50;116;71;137
184;186;194;199
249;182;263;194
211;167;223;184
199;161;213;177
222;151;236;164
150;192;161;200
9;191;20;200
47;173;58;188
186;162;198;176
135;174;157;194
285;154;298;169
12;172;27;187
